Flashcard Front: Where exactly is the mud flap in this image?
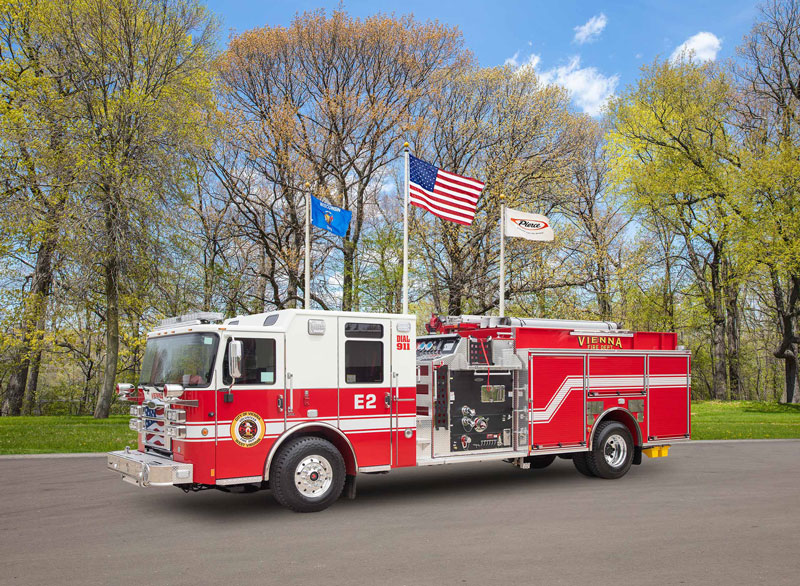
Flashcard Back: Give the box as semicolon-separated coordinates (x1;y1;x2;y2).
633;445;642;465
344;474;357;500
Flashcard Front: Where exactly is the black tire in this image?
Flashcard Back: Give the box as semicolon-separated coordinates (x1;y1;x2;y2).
526;454;557;469
269;436;346;513
572;452;595;477
585;421;634;479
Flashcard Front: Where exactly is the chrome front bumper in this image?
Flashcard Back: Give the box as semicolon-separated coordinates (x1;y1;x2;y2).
107;448;193;487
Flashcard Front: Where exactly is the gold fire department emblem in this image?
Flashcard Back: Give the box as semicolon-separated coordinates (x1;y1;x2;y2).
230;411;265;448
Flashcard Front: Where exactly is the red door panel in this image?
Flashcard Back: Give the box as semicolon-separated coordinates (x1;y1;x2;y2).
530;355;585;449
339;385;391;467
215;335;285;481
648;355;690;439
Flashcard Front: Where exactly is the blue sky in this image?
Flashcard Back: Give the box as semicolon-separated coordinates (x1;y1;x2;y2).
205;0;760;116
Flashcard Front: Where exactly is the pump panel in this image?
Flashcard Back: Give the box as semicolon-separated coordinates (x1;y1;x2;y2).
449;370;514;451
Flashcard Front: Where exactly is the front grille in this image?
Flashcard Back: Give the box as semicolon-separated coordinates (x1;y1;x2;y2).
140;400;171;455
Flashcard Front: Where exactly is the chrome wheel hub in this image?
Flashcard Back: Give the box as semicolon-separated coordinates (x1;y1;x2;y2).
604;434;627;468
295;455;333;498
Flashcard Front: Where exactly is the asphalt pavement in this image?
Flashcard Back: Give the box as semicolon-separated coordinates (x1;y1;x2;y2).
1;440;799;586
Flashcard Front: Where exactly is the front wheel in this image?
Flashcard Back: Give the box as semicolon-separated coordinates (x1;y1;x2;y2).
586;421;634;479
269;436;346;512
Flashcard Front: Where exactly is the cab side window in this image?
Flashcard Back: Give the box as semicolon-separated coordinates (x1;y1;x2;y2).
344;322;383;384
223;338;276;385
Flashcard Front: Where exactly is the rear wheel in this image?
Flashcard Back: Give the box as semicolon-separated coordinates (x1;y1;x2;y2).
269;436;346;512
572;452;595;477
586;421;634;479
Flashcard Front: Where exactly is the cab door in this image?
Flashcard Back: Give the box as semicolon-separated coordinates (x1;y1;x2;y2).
215;333;284;481
285;313;338;430
337;317;391;468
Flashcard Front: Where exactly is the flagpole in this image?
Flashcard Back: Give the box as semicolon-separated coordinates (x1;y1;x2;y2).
499;193;506;317
304;182;311;309
402;142;410;315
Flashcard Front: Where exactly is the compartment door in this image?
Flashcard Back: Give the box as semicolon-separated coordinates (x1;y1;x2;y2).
529;354;585;449
588;355;646;396
647;355;690;440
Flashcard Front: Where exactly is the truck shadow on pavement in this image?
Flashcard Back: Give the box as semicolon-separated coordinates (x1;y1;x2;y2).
152;460;663;520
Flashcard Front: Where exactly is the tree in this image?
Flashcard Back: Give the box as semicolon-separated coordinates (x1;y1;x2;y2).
0;0;81;415
607;59;740;400
410;65;584;316
561;119;631;321
36;0;217;417
735;0;800;402
216;11;467;311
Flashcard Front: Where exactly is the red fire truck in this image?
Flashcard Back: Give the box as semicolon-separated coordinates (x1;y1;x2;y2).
108;310;690;512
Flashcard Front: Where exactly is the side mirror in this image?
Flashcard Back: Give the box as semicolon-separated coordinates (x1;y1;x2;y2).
228;340;243;380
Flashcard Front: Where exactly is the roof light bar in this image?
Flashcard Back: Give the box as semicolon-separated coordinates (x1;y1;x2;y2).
157;312;224;329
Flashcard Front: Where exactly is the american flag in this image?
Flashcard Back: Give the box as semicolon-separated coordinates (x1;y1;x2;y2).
409;155;485;225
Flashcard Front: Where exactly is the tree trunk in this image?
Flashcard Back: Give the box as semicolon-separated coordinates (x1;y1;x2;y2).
4;227;58;416
785;352;798;404
95;196;120;421
725;279;742;400
342;238;356;311
663;251;676;331
711;318;728;400
708;254;729;400
596;261;612;321
446;274;464;316
95;254;119;418
770;270;800;404
3;367;27;416
23;348;43;415
255;246;267;313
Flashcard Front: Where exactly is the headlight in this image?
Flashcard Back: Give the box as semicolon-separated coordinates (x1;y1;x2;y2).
165;425;186;439
129;405;143;417
129;419;142;432
165;408;186;422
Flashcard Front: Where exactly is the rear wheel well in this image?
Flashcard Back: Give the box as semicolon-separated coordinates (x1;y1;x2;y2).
591;409;641;449
264;425;357;480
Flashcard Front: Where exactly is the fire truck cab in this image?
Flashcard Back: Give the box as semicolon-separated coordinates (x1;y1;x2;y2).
108;310;690;512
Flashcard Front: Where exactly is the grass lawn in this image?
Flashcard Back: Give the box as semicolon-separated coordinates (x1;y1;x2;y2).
1;401;799;454
691;401;800;440
0;415;136;455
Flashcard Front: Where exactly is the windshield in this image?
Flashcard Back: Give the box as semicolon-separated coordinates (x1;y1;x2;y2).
139;333;219;388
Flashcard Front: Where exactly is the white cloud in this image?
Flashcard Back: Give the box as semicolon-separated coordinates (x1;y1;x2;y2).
520;53;541;71
505;52;541;72
504;51;520;67
670;32;722;63
573;13;607;44
540;56;619;116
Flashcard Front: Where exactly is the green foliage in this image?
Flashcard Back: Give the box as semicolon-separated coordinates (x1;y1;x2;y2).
691;400;800;439
0;415;136;453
